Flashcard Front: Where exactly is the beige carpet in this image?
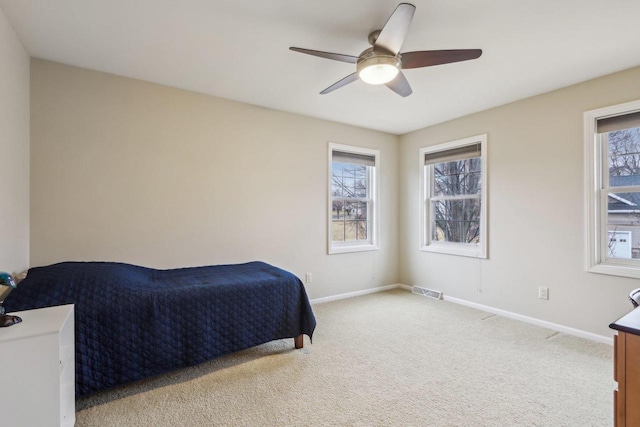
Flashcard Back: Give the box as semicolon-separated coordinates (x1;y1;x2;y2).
76;289;613;426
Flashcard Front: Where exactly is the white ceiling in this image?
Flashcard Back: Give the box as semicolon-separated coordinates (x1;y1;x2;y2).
2;0;640;135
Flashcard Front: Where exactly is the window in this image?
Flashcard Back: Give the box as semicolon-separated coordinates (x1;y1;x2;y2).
328;143;379;254
585;100;640;278
420;134;487;258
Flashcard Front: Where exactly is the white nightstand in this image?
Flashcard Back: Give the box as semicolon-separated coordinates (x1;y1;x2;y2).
0;304;75;427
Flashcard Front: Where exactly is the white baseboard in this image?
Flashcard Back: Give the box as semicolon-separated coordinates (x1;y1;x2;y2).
310;284;402;305
441;294;613;345
310;283;613;345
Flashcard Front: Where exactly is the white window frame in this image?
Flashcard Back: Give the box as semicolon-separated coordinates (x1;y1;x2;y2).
420;134;488;258
584;99;640;278
328;143;380;254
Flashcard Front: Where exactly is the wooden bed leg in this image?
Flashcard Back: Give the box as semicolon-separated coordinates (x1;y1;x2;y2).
294;334;304;349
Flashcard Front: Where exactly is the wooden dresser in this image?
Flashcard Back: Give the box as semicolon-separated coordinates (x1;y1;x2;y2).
610;308;640;427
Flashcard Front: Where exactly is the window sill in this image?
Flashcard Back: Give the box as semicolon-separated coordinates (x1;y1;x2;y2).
421;242;486;259
587;262;640;279
329;243;379;255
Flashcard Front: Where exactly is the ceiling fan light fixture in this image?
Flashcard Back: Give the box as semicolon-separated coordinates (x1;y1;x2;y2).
357;56;400;85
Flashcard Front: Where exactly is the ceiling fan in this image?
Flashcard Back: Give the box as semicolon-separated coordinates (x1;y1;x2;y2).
290;3;482;97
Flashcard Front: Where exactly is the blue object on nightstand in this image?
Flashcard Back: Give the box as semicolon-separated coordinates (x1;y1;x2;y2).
0;272;21;327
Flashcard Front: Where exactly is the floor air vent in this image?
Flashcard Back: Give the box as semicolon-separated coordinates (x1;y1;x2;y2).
412;286;443;300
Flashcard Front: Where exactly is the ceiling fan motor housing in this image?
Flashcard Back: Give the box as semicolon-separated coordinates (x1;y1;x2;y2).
356;48;401;84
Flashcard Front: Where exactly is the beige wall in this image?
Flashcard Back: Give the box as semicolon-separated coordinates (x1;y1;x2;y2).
30;59;399;299
0;8;29;275
29;55;640;335
399;66;640;337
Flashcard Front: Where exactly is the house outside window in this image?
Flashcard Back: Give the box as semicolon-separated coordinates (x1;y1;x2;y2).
585;100;640;278
328;143;379;254
420;134;487;258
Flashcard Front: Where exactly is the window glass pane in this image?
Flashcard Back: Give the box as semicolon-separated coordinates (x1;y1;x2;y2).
343;221;358;241
331;201;369;242
332;218;346;242
355;201;367;220
345;178;356;197
431;199;481;243
331;182;343;198
355;177;367;197
340;164;353;198
332;162;369;199
331;162;344;197
356;221;368;240
433;158;481;197
332;200;344;220
344;201;358;220
607;191;640;259
608;127;640;186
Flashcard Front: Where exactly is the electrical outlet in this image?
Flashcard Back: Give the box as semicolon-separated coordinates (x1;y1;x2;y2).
305;273;312;283
538;287;549;300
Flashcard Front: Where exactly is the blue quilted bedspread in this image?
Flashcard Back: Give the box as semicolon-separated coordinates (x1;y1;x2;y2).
4;261;316;396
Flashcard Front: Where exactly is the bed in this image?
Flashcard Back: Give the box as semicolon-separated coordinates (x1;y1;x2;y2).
4;261;316;396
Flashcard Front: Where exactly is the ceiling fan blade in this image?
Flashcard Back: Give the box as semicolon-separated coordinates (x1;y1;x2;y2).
385;71;412;97
401;49;482;69
374;3;416;55
320;73;359;95
289;47;358;64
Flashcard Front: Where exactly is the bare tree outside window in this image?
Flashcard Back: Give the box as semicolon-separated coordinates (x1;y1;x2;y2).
331;162;369;242
607;127;640;258
609;128;640;177
431;158;481;244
